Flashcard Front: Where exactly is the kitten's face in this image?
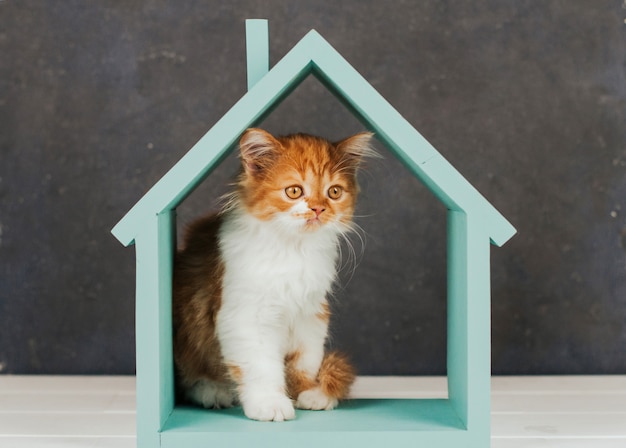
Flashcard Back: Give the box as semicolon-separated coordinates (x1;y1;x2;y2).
236;129;374;234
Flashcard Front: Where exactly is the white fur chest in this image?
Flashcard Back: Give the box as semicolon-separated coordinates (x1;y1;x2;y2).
218;210;339;317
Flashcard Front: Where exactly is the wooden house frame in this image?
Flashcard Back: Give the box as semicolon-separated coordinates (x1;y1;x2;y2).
112;20;516;448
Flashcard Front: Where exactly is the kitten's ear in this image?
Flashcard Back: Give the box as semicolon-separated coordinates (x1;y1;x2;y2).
239;128;280;175
336;132;378;166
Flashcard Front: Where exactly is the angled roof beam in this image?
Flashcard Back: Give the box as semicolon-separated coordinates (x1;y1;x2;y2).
305;33;515;246
112;28;515;248
111;30;316;246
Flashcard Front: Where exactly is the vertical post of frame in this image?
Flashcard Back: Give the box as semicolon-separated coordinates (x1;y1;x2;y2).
246;19;269;90
447;210;491;446
134;210;177;447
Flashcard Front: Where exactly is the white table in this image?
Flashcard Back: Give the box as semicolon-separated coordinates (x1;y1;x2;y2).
1;375;624;447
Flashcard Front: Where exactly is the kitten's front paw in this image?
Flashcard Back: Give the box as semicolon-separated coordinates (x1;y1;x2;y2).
296;387;338;411
243;394;296;422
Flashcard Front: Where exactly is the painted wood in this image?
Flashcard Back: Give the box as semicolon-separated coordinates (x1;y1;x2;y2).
350;376;448;399
111;28;515;248
492;413;626;438
133;211;176;448
0;375;136;392
246;19;269;90
163;399;465;432
0;392;134;413
491;375;626;394
493;441;626;448
6;376;625;416
0;437;137;448
447;210;492;445
160;400;468;447
492;393;626;413
110;20;518;448
311;42;514;246
2;376;626;447
0;412;136;437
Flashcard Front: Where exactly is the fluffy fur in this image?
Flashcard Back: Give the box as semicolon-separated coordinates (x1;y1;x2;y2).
173;128;374;421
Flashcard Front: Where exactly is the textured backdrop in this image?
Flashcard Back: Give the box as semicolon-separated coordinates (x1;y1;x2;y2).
1;1;625;375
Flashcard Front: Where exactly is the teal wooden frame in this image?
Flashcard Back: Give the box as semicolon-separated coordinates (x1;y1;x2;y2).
112;20;516;448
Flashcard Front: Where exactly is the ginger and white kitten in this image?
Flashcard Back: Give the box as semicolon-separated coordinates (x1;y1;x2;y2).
173;128;374;422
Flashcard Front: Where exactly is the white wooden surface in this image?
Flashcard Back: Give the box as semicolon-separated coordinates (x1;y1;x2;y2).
0;376;624;447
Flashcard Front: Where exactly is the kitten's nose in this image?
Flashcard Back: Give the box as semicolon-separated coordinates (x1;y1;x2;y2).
311;207;325;217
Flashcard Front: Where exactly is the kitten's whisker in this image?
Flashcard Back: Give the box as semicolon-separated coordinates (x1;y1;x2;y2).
346;221;367;257
339;233;359;284
351;213;376;219
333;220;368;285
218;190;241;214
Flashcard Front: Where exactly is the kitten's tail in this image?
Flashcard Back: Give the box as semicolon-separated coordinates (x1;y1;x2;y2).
317;351;356;400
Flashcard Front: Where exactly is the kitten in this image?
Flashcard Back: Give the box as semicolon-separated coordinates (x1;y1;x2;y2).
173;128;374;422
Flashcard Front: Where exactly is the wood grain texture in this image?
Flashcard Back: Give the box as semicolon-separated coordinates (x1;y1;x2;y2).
1;376;624;447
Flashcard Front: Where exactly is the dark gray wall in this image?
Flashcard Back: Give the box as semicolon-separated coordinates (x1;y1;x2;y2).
1;1;624;375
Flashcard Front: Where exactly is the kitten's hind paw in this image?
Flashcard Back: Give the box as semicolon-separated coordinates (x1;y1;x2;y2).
187;379;237;409
243;394;296;422
296;387;338;411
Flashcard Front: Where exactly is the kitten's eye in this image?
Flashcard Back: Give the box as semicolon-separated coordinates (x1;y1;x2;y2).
328;186;343;200
285;185;303;199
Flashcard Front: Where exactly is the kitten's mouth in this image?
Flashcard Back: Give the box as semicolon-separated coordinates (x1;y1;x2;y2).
304;216;324;230
291;211;326;231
